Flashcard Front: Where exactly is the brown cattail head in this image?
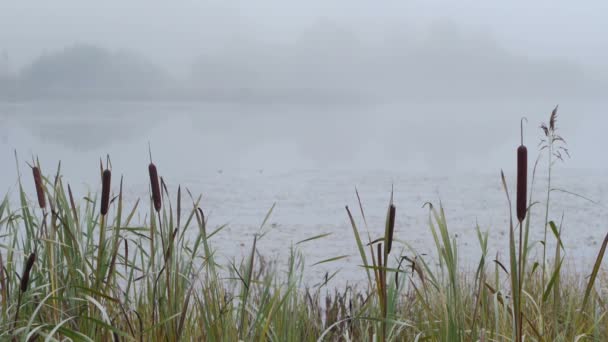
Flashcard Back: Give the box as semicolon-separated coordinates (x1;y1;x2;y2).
32;167;46;209
387;205;396;254
20;253;36;292
100;169;111;216
517;145;528;222
149;163;162;212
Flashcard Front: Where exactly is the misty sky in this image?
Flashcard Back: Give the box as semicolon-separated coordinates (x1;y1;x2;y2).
1;1;607;76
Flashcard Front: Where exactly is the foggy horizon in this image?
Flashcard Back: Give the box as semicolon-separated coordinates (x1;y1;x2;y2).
1;1;607;173
0;2;606;176
2;1;608;71
1;1;608;103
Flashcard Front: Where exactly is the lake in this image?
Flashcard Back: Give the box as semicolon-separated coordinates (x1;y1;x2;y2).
1;100;607;285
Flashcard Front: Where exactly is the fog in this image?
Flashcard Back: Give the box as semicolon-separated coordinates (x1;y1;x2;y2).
1;1;607;74
2;1;607;99
0;0;607;187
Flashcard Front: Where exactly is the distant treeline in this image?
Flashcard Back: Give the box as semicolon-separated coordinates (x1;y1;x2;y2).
0;36;606;102
0;45;170;101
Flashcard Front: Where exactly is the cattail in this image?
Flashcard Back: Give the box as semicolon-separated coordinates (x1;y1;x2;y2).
149;163;162;212
100;169;111;216
32;166;46;209
20;253;36;292
517;119;528;223
387;205;396;254
517;146;527;222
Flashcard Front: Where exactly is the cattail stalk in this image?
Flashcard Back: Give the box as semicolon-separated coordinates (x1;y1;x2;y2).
13;253;36;331
96;168;111;289
101;169;111;216
148;162;161;325
516;126;528;223
387;205;396;254
32;167;46;210
20;253;36;292
515;118;528;342
149;163;162;212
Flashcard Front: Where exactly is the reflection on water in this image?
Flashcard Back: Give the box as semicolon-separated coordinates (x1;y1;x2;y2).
0;102;164;149
1;99;606;190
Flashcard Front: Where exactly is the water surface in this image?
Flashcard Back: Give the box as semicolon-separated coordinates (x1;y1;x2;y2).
1;100;606;285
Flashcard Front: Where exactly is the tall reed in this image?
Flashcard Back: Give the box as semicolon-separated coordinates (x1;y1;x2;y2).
2;108;608;341
96;166;111;290
515;118;528;342
12;252;35;336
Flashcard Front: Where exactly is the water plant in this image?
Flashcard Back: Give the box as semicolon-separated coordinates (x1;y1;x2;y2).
0;107;606;341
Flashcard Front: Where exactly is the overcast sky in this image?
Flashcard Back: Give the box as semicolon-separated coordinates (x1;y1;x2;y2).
1;1;607;76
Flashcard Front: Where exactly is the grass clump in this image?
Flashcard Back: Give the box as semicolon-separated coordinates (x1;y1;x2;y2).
0;106;607;341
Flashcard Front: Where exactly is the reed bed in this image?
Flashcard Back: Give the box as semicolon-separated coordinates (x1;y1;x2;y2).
1;107;608;341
